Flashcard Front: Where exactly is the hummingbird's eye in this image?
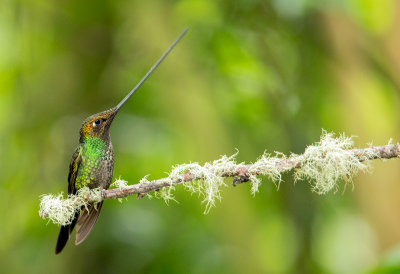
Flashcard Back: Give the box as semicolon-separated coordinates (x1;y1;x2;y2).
93;119;101;126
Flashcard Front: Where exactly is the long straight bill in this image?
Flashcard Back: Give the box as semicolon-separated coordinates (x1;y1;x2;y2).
115;27;189;111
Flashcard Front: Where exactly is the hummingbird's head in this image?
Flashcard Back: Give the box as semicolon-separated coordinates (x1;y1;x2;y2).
79;107;118;142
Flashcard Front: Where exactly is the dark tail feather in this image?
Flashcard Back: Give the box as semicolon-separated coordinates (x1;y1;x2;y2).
55;211;79;254
75;202;103;245
55;225;70;254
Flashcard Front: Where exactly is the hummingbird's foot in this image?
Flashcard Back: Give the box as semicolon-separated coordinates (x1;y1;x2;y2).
137;193;146;200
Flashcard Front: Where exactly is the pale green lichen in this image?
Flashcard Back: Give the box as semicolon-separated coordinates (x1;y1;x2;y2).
141;153;241;213
110;177;130;202
155;151;288;212
39;187;102;225
249;152;287;194
177;154;238;213
153;184;178;204
139;175;151;185
110;177;129;189
294;130;378;194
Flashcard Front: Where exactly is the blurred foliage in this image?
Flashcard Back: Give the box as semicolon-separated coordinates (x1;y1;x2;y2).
0;0;399;273
369;246;400;273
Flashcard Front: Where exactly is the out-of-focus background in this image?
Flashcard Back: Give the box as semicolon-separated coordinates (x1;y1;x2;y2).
1;0;399;273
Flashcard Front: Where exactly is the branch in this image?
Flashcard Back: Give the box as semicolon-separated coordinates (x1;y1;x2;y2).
103;143;400;198
39;131;400;225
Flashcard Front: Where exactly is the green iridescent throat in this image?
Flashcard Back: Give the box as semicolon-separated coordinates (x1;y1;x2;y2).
75;137;107;189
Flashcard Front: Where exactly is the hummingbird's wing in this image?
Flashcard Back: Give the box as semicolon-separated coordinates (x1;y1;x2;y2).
75;201;103;245
68;145;82;195
55;145;82;254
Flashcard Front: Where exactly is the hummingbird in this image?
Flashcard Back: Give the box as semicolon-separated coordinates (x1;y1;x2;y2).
55;27;188;254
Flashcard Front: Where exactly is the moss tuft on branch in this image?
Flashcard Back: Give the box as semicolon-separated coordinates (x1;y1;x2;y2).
294;130;378;194
39;187;102;225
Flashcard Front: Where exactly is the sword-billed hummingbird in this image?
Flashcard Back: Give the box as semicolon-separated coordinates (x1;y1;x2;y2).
55;27;188;254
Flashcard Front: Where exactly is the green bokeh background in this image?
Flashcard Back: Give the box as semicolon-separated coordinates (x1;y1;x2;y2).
1;0;400;273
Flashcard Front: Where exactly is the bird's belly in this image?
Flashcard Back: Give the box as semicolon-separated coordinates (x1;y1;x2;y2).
76;158;114;190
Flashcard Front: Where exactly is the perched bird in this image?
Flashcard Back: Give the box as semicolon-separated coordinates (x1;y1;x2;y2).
55;27;188;254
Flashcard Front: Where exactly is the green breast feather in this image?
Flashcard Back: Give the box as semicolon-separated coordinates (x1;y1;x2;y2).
75;137;107;189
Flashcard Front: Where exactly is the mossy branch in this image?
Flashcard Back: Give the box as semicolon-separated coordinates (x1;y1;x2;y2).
39;131;400;225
